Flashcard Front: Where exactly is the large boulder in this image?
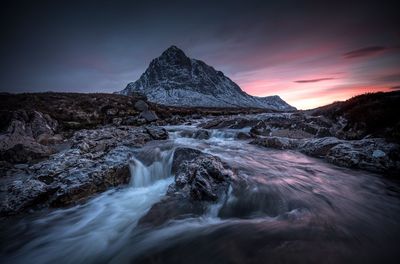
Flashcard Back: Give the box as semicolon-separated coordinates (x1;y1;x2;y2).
194;129;210;140
0;146;134;216
171;147;203;173
145;126;168;140
299;137;343;157
139;148;233;226
172;154;232;201
140;110;158;122
134;100;149;111
0;113;57;163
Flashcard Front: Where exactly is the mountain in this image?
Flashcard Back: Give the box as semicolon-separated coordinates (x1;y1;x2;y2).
118;46;296;111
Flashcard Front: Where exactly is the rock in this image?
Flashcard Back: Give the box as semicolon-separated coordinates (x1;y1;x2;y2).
72;126;153;153
145;126;168;140
139;148;233;226
51;162;130;207
270;129;313;139
122;116;145;126
0;111;59;163
250;121;271;136
138;196;203;227
37;133;63;145
299;137;343;157
316;127;332;138
30;111;58;139
236;132;252;140
112;117;123;126
167;115;186;125
0;142;54;163
173;155;232;201
0;179;54;215
0;145;135;216
106;108;118;116
194;129;210;139
134;100;149;111
172;147;203;174
325;139;400;173
140;110;158;122
372;149;386;158
200;118;223;129
251;137;301;150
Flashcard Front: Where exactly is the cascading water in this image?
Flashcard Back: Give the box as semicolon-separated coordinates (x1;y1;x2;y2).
1;124;400;264
0;148;175;264
129;148;174;188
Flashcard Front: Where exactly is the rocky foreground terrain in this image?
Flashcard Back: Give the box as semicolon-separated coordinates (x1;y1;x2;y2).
0;91;399;218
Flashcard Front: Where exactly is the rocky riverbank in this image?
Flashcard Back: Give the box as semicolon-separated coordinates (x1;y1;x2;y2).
1;91;399;217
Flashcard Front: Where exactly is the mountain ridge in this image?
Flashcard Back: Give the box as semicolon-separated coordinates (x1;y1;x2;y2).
118;46;296;111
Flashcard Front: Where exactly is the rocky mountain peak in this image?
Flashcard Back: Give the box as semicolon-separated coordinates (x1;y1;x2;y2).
154;45;191;67
119;46;296;111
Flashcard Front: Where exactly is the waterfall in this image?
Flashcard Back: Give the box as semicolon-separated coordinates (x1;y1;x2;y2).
128;148;174;188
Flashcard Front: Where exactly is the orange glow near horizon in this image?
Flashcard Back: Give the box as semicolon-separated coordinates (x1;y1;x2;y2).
240;80;392;110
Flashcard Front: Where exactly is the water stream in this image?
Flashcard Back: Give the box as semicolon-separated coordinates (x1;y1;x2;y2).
1;124;400;263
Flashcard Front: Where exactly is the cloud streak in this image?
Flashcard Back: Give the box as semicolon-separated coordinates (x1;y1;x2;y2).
294;78;336;83
343;46;388;59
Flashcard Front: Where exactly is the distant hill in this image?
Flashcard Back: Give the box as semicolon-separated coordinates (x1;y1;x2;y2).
309;91;400;141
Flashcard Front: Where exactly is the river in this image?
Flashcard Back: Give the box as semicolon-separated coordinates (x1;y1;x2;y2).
1;124;400;264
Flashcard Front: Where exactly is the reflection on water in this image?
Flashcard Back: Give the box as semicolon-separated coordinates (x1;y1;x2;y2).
1;125;399;264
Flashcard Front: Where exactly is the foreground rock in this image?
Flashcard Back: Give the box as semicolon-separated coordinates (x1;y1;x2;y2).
138;147;233;226
0;126;169;216
0;110;60;163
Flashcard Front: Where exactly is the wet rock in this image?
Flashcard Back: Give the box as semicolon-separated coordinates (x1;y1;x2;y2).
200;118;223;129
171;147;203;174
140;110;158;122
250;121;271;136
0;178;55;215
134;100;149;111
251;137;302;150
72;126;153;153
145;126;168;140
299;137;343;157
194;129;210;139
172;154;232;201
270;129;313;139
325;139;400;173
137;196;204;227
139;148;233;226
51;162;130;207
236;132;252;140
0;146;135;216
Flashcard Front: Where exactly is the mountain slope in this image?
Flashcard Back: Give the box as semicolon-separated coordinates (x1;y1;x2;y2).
118;46;295;111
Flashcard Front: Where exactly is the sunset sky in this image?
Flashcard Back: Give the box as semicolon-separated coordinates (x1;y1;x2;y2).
1;0;399;109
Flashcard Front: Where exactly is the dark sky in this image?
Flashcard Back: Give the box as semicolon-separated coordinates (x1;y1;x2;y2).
1;0;399;108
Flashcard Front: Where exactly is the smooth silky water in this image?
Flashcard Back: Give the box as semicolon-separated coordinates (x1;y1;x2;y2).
1;125;400;263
